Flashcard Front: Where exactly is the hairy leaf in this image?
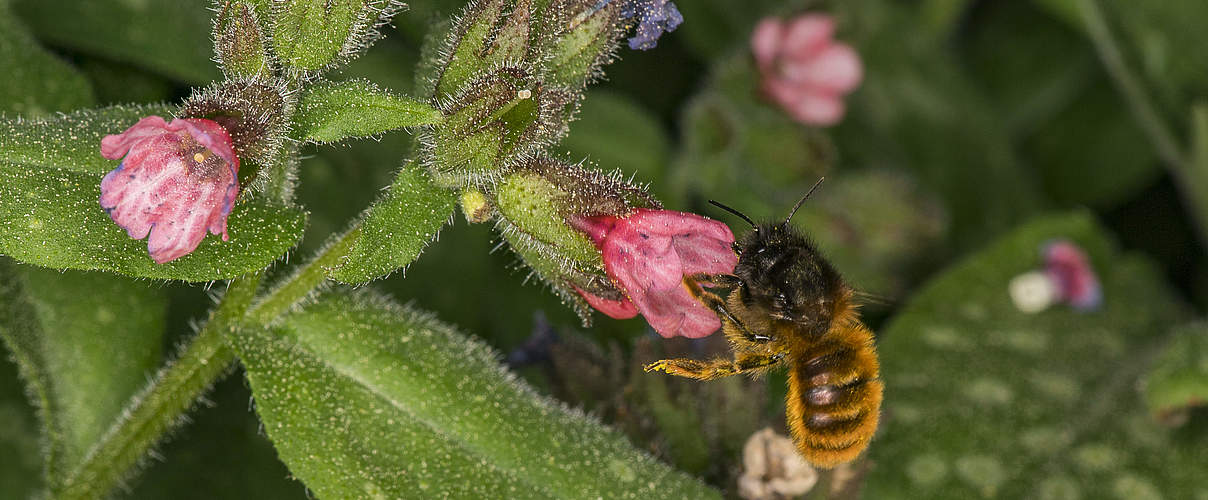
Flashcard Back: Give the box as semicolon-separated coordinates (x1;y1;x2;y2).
233;290;719;499
327;162;456;284
0;0;94;116
0;259;166;488
866;211;1200;498
294;80;443;143
271;0;403;72
11;0;217;84
0;106;307;281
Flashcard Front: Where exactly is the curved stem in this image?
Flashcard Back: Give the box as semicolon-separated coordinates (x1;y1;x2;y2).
52;274;262;500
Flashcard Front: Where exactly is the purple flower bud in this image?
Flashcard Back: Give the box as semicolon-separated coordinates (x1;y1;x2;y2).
99;116;240;264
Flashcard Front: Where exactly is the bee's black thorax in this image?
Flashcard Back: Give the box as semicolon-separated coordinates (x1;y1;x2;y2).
731;221;845;337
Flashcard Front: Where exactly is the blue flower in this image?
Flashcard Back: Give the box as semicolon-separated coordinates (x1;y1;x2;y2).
621;0;683;50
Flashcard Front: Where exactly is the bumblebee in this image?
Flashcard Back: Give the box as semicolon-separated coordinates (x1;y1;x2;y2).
644;180;883;468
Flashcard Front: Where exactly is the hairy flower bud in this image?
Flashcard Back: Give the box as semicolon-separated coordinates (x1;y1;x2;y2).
531;0;625;89
435;0;535;99
214;2;272;78
424;68;571;187
271;0;406;74
491;156;659;323
180;78;293;168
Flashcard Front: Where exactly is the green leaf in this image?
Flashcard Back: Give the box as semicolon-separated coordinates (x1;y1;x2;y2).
271;0;403;72
11;0;217;84
328;162;456;283
0;106;307;281
1143;322;1208;424
294;80;443;143
0;0;94;116
865;211;1199;498
0;259;167;487
232;290;719;499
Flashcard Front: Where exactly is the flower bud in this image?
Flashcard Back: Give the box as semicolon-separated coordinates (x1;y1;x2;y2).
214;2;271;78
490;156;659;324
435;0;535;99
531;0;625;89
271;0;405;73
180;78;293;168
460;188;493;223
424;68;571;187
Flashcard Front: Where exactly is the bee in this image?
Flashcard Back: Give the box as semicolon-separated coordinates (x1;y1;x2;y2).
644;179;883;468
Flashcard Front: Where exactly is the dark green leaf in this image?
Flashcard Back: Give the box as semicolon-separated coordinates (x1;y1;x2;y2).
0;0;94;116
294;80;443;143
0;106;307;281
0;259;167;487
233;290;719;499
866;211;1198;498
1143;322;1208;424
0;348;42;498
328;162;456;284
12;0;217;84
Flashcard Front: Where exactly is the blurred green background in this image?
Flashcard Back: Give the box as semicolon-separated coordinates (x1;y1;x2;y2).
2;0;1206;498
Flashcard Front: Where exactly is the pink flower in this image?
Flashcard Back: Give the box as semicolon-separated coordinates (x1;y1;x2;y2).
1043;240;1102;310
569;209;738;339
99;116;240;264
751;14;863;126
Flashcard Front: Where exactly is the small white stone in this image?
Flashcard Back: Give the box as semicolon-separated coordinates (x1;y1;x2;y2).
1009;271;1058;313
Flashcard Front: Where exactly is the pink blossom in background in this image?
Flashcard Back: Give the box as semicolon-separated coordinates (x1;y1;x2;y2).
570;209;738;339
1043;240;1102;310
99;116;241;264
751;14;863;126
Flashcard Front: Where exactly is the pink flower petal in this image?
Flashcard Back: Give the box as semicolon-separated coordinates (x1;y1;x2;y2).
781;14;834;58
783;44;863;93
1043;240;1102;310
751;19;785;70
98;116;240;263
573;284;639;319
786;91;845;126
577;209;737;338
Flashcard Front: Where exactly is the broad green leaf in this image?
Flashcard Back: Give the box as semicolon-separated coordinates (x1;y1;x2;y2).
294;80;443;143
865;211;1199;498
1143;322;1208;424
272;0;401;72
12;0;217;84
0;106;307;281
0;0;94;116
558;90;670;188
233;290;719;499
0;349;42;498
327;162;456;284
128;375;306;499
0;259;167;487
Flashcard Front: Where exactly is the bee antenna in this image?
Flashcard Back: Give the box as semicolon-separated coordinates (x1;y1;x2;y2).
785;177;825;223
708;200;756;228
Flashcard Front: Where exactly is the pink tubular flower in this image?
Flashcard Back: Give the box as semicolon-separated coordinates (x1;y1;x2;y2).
99;116;240;264
569;209;738;339
751;14;863;126
1043;240;1102;311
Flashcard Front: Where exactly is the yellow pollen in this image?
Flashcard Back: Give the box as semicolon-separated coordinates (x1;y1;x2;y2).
193;152;206;163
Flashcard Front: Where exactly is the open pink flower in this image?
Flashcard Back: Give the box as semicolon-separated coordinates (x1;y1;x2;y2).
99;116;240;264
751;14;862;126
569;209;738;339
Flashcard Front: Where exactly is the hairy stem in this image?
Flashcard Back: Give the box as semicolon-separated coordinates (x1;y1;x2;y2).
1077;0;1208;246
52;226;363;499
52;274;262;500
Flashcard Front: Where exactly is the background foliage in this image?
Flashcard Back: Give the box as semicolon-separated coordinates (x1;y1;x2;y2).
1;0;1206;498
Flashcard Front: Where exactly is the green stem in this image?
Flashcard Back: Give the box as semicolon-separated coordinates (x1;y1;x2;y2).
51;226;364;499
1077;0;1208;246
52;274;262;500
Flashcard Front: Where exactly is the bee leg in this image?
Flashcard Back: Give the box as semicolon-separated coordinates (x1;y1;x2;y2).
644;352;785;380
683;273;771;343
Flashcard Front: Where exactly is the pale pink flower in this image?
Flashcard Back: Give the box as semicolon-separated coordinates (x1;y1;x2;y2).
99;116;240;264
570;209;738;339
751;14;863;126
